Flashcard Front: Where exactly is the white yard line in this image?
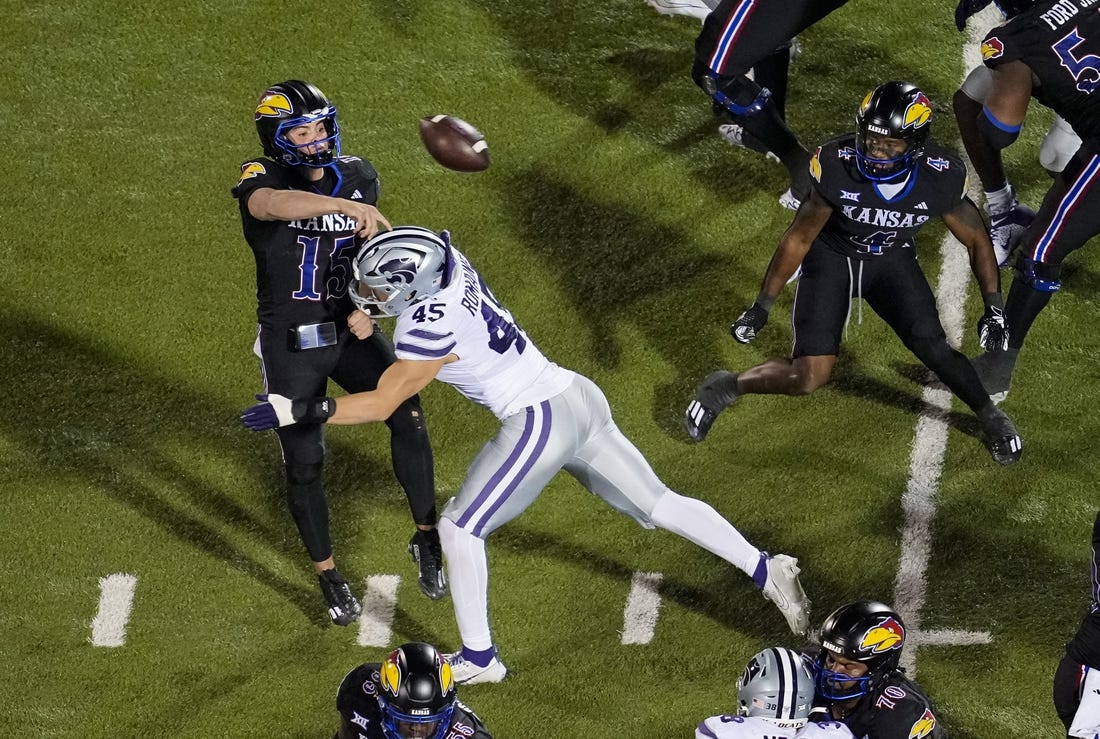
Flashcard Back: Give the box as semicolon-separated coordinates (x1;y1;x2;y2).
621;571;664;645
90;573;138;647
357;575;401;647
892;8;1000;674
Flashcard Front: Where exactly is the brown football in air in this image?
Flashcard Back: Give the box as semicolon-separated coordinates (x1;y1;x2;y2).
419;115;490;172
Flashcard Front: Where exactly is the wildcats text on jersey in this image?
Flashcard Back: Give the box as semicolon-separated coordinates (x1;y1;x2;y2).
287;214;360;232
839;207;931;228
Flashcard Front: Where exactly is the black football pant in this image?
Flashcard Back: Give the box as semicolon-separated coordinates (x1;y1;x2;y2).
1053;651;1087;733
1007;139;1100;350
261;326;436;563
692;0;849;189
792;246;991;413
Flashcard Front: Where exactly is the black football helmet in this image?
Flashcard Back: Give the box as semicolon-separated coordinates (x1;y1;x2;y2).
254;79;341;167
993;0;1040;17
955;0;1038;30
376;642;456;739
813;600;906;701
854;81;933;181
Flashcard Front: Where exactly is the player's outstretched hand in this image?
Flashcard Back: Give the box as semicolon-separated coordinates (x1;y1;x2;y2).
240;393;294;431
731;304;769;344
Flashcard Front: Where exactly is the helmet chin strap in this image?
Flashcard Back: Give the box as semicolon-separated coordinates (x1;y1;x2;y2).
313;163;343;197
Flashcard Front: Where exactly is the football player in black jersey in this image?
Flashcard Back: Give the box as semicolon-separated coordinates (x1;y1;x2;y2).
1053;510;1100;736
955;0;1100;403
693;0;851;205
685;81;1024;465
232;80;445;625
335;642;493;739
809;601;944;739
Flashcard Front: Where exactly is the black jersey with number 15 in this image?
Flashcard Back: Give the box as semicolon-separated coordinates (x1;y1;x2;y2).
231;155;380;330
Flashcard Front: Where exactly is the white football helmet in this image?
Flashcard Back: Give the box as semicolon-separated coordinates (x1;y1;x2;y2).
737;647;815;730
350;226;450;316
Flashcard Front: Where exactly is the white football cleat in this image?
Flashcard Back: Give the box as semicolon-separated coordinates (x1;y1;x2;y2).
988;202;1035;267
644;0;711;20
779;188;801;211
762;554;811;636
446;652;508;685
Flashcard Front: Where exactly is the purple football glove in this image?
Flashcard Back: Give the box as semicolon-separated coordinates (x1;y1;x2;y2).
240;394;294;431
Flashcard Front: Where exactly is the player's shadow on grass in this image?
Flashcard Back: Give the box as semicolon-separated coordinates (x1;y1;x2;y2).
501;166;775;431
1059;257;1100;296
828;352;987;442
469;0;949;202
1;313;429;629
490;516;902;640
488;523;794;638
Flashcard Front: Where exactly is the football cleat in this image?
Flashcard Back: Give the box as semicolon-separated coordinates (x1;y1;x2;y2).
779;188;801;211
978;405;1023;465
644;0;711;20
717;123;774;157
988;202;1035;267
317;569;362;626
762;554;811;637
718;123;748;148
409;528;448;600
445;652;508;685
685;371;740;442
971;347;1019;404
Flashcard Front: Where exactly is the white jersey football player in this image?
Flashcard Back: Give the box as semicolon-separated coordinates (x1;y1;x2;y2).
240;226;813;684
696;647;855;739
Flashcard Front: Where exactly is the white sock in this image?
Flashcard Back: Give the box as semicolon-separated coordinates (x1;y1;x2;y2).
985;183;1016;215
649;491;761;577
438;518;493;651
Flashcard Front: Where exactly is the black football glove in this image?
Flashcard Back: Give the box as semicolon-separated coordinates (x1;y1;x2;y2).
240;393;335;431
977;305;1010;351
731;303;769;344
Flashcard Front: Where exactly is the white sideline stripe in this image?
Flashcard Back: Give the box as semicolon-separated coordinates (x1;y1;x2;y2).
357;575;401;647
90;573;138;647
622;571;663;645
894;8;1003;676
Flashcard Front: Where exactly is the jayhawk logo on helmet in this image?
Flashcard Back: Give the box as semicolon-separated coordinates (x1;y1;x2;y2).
981;37;1005;60
439;659;454;695
255;92;292;118
859;615;905;654
908;708;937;738
859;90;874;115
380;652;403;697
903;93;932;131
237;161;266;185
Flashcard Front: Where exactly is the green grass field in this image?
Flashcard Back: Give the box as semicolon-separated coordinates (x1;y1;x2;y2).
4;1;1099;736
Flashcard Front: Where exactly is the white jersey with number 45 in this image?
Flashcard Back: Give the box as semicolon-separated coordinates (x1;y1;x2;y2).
696;715;856;739
391;245;574;419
